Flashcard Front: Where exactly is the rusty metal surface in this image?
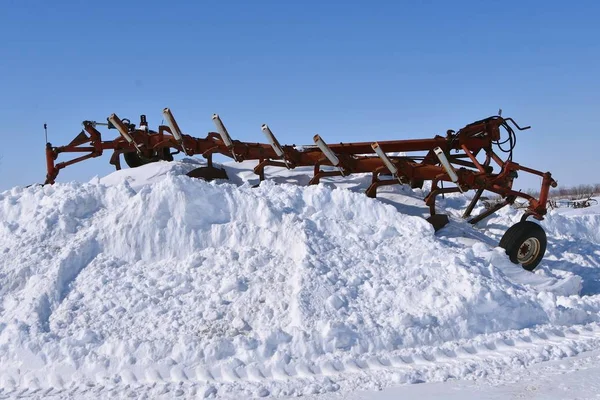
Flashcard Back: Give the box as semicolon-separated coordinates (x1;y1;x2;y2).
44;112;557;225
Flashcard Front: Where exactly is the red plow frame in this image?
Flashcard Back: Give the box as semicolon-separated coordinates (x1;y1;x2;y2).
45;109;557;269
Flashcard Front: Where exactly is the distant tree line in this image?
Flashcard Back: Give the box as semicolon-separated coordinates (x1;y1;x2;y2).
523;183;600;200
551;183;599;199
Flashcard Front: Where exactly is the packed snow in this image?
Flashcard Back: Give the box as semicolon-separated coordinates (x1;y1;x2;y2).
1;159;600;398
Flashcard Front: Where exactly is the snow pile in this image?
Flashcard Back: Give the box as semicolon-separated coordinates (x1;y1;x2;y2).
543;205;600;244
1;161;600;397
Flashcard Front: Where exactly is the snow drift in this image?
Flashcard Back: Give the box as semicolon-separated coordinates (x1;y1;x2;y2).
1;161;600;397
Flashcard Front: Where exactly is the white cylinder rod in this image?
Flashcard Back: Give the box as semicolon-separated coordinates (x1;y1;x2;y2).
314;135;341;167
108;114;136;146
162;108;192;155
162;108;183;142
261;124;285;158
371;142;398;175
434;147;462;189
212;114;233;147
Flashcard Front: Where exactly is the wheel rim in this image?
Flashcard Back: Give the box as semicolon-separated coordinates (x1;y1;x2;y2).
517;237;541;265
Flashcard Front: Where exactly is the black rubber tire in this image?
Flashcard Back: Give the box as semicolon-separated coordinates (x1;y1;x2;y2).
123;148;173;168
499;221;547;271
162;148;174;162
123;151;147;168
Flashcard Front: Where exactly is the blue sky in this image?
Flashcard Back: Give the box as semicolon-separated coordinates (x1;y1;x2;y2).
1;0;598;191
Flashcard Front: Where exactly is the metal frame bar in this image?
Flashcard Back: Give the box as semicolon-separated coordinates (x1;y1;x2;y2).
44;113;557;224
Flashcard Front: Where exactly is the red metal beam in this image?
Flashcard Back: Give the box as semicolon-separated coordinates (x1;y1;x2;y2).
44;113;556;222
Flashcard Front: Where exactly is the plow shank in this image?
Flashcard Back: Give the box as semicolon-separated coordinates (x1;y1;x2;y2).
45;111;557;229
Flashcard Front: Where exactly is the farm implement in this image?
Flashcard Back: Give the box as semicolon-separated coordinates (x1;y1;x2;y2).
547;196;598;209
45;109;557;270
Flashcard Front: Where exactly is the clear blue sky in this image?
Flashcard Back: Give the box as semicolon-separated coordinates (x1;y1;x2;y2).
1;0;598;191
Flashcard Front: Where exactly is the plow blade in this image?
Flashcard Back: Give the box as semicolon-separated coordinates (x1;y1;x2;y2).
426;214;450;231
186;166;229;181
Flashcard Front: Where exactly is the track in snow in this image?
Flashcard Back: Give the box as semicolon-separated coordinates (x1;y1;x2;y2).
1;159;600;398
2;324;600;398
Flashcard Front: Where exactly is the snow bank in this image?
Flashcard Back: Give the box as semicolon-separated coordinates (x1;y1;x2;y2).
543;205;600;244
1;161;600;396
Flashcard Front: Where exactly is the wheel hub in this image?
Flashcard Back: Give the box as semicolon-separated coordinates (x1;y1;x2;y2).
518;237;541;265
